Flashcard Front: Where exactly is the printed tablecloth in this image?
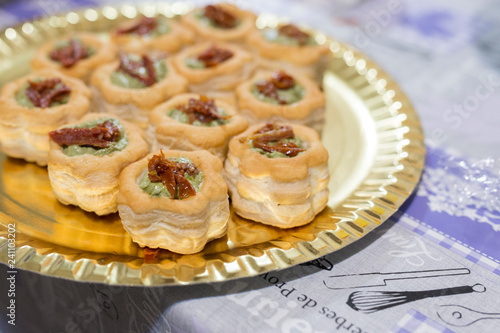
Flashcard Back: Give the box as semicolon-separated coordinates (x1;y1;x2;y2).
1;0;500;332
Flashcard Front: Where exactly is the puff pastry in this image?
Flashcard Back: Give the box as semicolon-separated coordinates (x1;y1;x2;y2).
47;113;148;215
117;150;229;254
236;70;325;133
246;23;330;80
111;16;194;53
182;4;257;43
224;123;330;228
31;33;116;82
148;93;248;159
90;53;188;129
0;70;91;166
172;41;255;96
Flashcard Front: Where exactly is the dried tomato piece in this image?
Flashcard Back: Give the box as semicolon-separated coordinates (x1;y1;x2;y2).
25;78;71;108
116;16;157;36
255;70;297;105
197;45;233;67
144;247;160;262
49;121;120;148
278;24;311;45
242;123;305;157
118;53;157;87
176;95;230;125
203;5;237;29
147;151;199;199
271;71;295;89
50;39;90;68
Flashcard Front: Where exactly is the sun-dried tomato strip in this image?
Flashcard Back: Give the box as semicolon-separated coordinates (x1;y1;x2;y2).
116;16;157;36
256;70;296;105
144;247;160;262
241;123;305;157
278;24;311;46
49;121;120;148
118;53;157;87
147;151;199;199
203;5;237;29
25;78;71;108
176;95;230;124
252;139;304;157
197;45;233;67
50;39;90;68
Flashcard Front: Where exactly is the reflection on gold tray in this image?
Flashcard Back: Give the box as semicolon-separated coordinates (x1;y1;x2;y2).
0;3;425;285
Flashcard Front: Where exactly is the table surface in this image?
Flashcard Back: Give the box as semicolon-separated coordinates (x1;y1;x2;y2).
1;0;500;332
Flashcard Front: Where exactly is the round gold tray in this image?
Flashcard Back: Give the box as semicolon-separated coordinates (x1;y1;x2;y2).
0;3;425;285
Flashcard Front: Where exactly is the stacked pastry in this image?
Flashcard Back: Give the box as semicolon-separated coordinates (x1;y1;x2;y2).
0;3;332;255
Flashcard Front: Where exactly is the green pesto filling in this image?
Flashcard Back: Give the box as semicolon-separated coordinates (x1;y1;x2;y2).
195;10;241;29
251;82;305;105
53;39;96;57
167;108;228;127
62;118;128;157
140;19;170;38
15;79;70;109
262;28;317;46
138;157;204;198
184;57;206;69
110;57;167;89
251;137;304;158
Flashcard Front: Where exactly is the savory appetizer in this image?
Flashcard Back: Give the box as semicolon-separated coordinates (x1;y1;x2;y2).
111;15;194;53
182;4;257;43
31;33;116;82
0;70;91;166
47;113;148;215
117;149;229;254
224;123;329;228
172;41;255;98
246;23;329;80
149;94;248;158
90;52;188;129
236;70;325;132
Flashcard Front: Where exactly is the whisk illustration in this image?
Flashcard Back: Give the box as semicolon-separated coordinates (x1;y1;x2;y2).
347;284;486;313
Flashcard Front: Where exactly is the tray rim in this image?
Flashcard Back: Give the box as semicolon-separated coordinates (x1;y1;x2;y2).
0;3;426;286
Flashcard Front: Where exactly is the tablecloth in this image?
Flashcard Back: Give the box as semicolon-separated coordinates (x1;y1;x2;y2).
1;0;499;332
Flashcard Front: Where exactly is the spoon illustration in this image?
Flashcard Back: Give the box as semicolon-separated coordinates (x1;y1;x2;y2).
437;303;500;327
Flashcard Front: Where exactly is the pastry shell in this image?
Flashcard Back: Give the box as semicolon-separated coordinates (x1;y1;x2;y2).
47;113;148;215
224;123;329;228
0;69;91;166
172;41;255;93
31;33;117;82
181;4;257;43
236;70;325;132
149;93;248;159
90;58;188;129
111;17;194;53
117;150;229;254
246;27;329;79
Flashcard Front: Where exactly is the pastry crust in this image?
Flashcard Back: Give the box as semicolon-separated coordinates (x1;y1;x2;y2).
172;41;255;93
90;58;188;129
149;93;248;159
117;150;229;254
182;4;257;43
224;123;330;228
31;33;117;82
236;70;325;132
246;27;329;79
47;113;148;215
111;17;194;53
0;70;91;166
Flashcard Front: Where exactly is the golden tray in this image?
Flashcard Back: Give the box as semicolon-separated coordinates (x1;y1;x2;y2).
0;3;425;285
